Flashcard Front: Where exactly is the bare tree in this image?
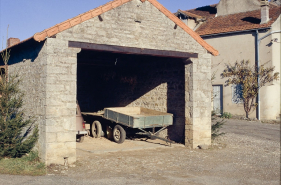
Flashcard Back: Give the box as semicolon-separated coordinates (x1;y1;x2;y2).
221;60;279;118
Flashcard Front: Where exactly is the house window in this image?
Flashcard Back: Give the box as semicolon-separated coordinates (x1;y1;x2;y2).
232;84;243;103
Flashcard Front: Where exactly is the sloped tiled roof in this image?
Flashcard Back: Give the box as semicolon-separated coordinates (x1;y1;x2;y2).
196;6;281;36
182;4;217;19
181;3;280;36
2;0;219;56
177;9;204;19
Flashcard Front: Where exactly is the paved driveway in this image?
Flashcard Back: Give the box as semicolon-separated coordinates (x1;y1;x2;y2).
221;119;280;142
0;119;280;185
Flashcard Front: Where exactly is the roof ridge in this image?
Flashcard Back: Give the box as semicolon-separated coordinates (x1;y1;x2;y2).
185;3;218;13
178;9;204;19
33;0;131;41
208;6;280;18
269;1;281;7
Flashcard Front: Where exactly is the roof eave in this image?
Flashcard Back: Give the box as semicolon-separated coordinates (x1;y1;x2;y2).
0;36;35;53
4;0;219;56
200;27;272;37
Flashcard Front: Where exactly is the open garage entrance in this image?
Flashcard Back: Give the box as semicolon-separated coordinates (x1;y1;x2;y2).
73;42;195;142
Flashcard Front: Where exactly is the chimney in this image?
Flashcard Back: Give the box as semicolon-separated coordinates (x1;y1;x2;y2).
260;0;270;24
7;38;20;48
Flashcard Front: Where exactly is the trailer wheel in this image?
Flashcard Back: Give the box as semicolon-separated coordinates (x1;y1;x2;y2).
113;125;126;144
76;135;84;143
106;125;113;140
91;121;102;138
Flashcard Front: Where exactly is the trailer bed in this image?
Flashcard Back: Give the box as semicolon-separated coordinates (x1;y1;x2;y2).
82;107;174;144
103;107;173;128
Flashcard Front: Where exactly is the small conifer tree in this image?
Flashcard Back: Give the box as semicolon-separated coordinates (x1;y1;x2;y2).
0;45;38;159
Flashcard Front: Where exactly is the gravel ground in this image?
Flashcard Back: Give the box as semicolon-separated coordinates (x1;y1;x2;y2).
0;119;280;185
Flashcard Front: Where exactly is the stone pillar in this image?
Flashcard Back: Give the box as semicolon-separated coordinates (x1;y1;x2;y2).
44;38;81;165
185;53;212;148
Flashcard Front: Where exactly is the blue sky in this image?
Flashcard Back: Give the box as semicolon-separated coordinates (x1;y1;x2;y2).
0;0;219;47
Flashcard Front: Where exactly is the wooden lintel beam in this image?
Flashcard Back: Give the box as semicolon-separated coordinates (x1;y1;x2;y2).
69;41;198;59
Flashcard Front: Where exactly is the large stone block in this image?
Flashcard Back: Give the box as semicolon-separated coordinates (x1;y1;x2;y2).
46;133;57;143
46;125;65;133
46;143;76;165
57;132;76;142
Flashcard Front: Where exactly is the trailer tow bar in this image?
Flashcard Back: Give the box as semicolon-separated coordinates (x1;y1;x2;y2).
136;126;175;146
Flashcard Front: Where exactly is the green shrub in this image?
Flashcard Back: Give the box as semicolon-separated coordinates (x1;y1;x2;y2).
221;112;232;119
211;119;226;141
0;49;38;159
211;111;226;141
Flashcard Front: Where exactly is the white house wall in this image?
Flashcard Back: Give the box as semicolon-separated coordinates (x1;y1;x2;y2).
205;26;280;120
261;15;281;120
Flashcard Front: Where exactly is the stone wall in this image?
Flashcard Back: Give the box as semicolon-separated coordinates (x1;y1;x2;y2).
126;60;186;142
4;39;80;165
44;38;81;165
4;40;48;162
56;0;205;54
185;54;212;148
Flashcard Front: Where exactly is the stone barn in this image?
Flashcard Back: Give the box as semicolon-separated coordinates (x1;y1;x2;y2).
1;0;218;165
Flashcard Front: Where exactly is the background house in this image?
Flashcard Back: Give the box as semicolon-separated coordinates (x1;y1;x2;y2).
176;0;281;120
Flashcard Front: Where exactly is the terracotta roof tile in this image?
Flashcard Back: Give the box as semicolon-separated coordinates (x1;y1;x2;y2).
196;7;281;36
33;0;130;41
187;4;218;19
181;3;280;36
2;0;219;56
177;9;204;19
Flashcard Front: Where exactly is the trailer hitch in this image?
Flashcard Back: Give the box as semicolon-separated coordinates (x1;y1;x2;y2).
136;127;175;146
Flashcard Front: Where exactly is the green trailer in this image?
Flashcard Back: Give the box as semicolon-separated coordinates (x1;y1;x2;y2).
82;107;174;144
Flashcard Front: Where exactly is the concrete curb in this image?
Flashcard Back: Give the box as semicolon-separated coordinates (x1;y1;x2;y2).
77;142;185;154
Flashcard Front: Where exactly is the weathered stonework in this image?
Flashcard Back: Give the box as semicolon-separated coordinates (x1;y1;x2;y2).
7;41;48;162
5;0;213;164
185;54;212;148
44;38;81;165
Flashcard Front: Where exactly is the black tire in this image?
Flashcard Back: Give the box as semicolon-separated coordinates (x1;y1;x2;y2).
76;135;84;143
91;121;102;138
106;125;113;140
113;125;126;144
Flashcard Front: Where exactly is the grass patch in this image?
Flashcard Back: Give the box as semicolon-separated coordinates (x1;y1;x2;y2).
0;151;46;176
211;111;226;141
220;112;232;119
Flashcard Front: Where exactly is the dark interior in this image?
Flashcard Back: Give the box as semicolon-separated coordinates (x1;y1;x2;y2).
77;49;186;141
